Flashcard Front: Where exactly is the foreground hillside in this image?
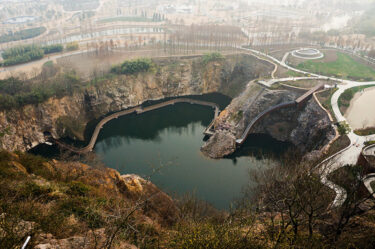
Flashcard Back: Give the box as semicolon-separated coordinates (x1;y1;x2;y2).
0;151;180;248
1;150;375;248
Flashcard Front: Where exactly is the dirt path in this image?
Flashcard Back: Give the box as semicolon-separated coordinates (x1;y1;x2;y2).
345;87;375;129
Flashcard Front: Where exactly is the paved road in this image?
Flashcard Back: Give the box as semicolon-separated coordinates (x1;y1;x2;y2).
324;82;375;206
239;32;375;205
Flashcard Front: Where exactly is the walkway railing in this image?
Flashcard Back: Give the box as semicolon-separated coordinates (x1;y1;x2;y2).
236;101;295;145
54;98;220;153
363;144;375;157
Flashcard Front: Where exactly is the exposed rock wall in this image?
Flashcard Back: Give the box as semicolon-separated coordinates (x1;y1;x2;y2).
0;55;273;151
1;150;177;248
201;83;336;158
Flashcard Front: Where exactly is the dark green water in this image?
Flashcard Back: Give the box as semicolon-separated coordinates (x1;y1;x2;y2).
92;94;291;209
30;93;291;209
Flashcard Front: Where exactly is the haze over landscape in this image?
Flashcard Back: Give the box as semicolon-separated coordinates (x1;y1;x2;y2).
1;0;375;248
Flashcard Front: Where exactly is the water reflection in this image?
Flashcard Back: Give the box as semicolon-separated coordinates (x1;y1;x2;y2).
30;93;292;209
94;97;291;209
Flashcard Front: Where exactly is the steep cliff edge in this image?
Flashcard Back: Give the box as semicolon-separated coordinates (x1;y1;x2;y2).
202;82;336;158
0;150;178;248
0;55;273;151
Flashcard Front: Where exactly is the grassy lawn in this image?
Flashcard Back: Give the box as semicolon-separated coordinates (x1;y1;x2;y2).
338;85;375;114
296;52;375;81
286;70;305;77
283;80;320;89
365;141;375;146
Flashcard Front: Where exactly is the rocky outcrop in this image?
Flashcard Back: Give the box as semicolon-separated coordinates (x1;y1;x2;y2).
34;229;137;249
0;151;179;248
201;130;237;158
0;55;273;152
202;83;336;158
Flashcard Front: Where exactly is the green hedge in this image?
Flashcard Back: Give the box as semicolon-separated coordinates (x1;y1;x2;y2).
0;44;63;66
0;27;46;44
43;44;63;54
0;73;81;110
111;58;154;75
202;52;224;65
66;42;79;51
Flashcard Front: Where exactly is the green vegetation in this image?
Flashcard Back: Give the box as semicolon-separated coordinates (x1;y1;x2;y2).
0;146;375;248
0;27;46;44
98;16;156;23
0;71;119;111
0;73;82;110
296;52;375;81
42;44;63;54
202;52;225;65
62;0;99;11
0;44;63;66
1;45;44;66
0;151;114;245
65;42;79;51
364;141;375;146
283;80;318;89
338;85;375;113
354;127;375;136
111;58;155;75
39;61;58;79
0;54;230;110
337;121;351;135
286;70;305;77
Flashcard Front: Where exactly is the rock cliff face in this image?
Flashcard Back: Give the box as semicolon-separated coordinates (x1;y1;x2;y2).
201;83;336;158
0;150;178;248
0;55;273;151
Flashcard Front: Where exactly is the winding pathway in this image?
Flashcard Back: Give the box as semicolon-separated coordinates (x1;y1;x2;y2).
54;98;220;153
239;31;375;206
